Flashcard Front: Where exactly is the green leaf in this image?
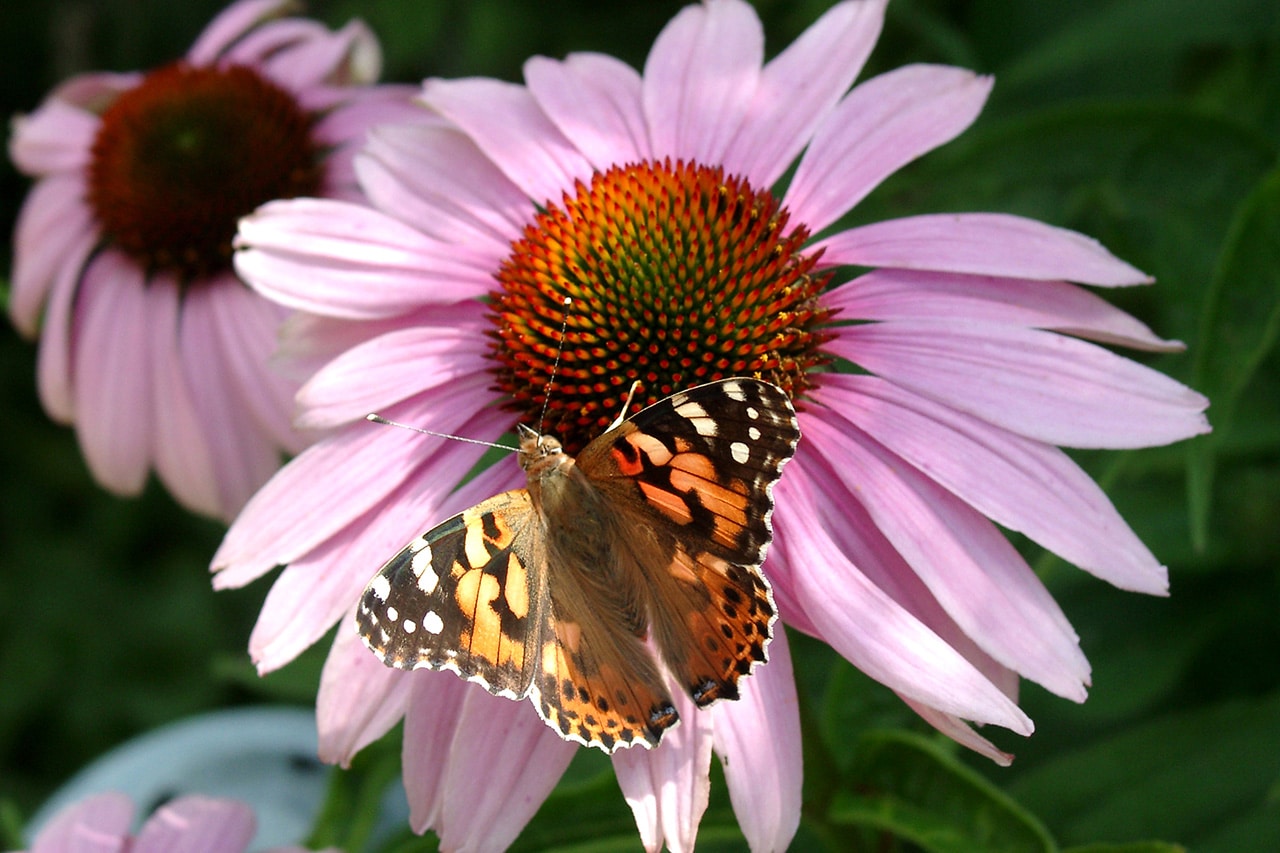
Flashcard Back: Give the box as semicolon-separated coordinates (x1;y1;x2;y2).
830;730;1056;853
1188;168;1280;549
1063;844;1186;853
1006;691;1280;851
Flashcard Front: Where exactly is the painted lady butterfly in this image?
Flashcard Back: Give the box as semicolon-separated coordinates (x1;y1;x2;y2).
356;378;799;752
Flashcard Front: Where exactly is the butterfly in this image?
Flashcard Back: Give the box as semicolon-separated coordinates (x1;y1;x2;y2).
356;377;799;752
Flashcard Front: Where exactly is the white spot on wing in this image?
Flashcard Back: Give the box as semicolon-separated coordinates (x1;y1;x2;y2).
730;441;750;464
423;611;444;634
369;574;391;602
412;547;439;594
403;619;417;634
748;425;761;440
386;606;399;622
723;381;747;402
745;406;759;420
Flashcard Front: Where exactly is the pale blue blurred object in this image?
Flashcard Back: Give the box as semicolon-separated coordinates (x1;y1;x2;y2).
26;706;408;850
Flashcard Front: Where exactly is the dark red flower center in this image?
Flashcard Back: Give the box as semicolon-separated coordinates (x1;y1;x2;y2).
489;159;832;454
87;62;323;281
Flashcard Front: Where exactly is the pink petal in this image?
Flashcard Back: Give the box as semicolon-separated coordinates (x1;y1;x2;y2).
259;20;379;93
773;461;1034;733
803;408;1091;700
218;18;327;70
643;0;763;164
235;198;492;319
145;275;222;518
711;629;802;853
247;430;493;671
724;0;888;187
355;121;526;266
213;398;509;588
405;677;576;849
9;98;98;176
30;791;134;853
133;797;255;853
295;315;490;429
186;0;294;65
824;320;1211;448
524;52;650;170
785;65;992;234
10;174;95;337
814;212;1153;285
900;695;1015;766
73;253;153;495
317;624;411;766
179;284;284;519
816;374;1168;594
200;280;302;451
824;268;1184;352
613;690;713;853
421;77;594;206
312;86;424;200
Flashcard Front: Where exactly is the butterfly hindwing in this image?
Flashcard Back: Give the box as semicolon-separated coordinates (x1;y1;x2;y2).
356;490;546;699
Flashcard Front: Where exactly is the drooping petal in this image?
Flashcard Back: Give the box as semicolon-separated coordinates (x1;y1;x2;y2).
815;374;1168;593
9;174;95;336
899;695;1015;767
786;64;992;234
525;52;650;170
825;268;1184;351
723;0;888;187
186;0;294;65
643;0;763;165
814;212;1152;285
179;283;284;518
774;460;1034;733
405;678;576;850
712;629;802;853
825;320;1211;448
803;408;1092;700
132;797;255;853
317;623;411;766
30;791;134;853
613;689;714;853
235;198;491;319
73;252;153;495
421;77;595;205
146;274;222;518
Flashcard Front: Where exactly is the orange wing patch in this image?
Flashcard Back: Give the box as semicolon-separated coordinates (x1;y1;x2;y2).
531;619;679;752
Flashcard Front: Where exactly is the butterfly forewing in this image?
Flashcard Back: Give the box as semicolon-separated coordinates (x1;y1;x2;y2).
356;490;546;699
578;378;799;708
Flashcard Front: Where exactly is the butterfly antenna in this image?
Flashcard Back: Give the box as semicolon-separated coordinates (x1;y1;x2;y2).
536;296;573;434
605;379;644;431
364;414;513;451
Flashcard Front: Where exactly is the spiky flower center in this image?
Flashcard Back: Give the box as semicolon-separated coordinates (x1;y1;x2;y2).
490;159;831;454
88;62;322;280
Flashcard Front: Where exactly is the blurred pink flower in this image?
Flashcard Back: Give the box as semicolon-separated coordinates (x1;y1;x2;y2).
21;791;330;853
216;0;1209;849
7;0;420;520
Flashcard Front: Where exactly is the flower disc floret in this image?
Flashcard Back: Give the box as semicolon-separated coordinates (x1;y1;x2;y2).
490;159;831;453
88;62;322;280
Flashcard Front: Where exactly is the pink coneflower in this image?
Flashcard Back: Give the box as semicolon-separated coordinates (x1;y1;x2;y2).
20;791;328;853
215;0;1209;849
7;0;420;520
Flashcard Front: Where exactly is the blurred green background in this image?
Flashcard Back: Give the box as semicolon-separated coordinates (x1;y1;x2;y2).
1;0;1278;850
